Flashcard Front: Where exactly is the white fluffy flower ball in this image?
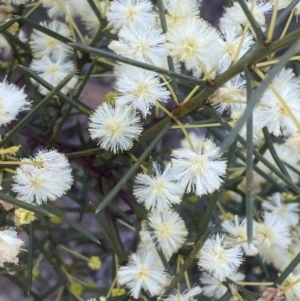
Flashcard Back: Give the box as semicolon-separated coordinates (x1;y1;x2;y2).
115;65;170;117
222;216;259;256
12;150;73;205
0;228;24;267
140;209;188;258
107;0;156;30
201;272;244;299
0;80;29;126
166;17;224;78
89;103;143;153
133;162;183;210
262;193;300;227
118;250;169;298
30;53;78;95
30;21;73;58
198;234;243;281
109;23;167;66
171;141;227;196
255;212;291;252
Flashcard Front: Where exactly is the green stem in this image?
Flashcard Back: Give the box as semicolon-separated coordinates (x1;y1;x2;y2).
266;0;279;43
66;148;105;158
0;192;50;216
280;8;295;39
69;43;207;88
245;68;254;244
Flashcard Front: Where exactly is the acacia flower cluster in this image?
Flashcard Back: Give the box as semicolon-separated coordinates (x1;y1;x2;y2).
198;199;298;299
1;0;300;300
0;228;24;267
12;149;73;205
0;80;30;126
29;17;78;95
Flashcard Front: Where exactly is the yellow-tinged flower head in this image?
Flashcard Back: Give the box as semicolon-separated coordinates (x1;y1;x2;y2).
70;282;83;296
105;91;117;105
282;193;296;201
88;256;102;270
86;281;97;288
111;288;126;297
222;212;235;222
188;195;198;202
32;269;39;280
14;208;35;226
50;214;62;224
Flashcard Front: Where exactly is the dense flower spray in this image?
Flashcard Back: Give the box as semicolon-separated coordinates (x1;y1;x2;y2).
3;0;300;300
